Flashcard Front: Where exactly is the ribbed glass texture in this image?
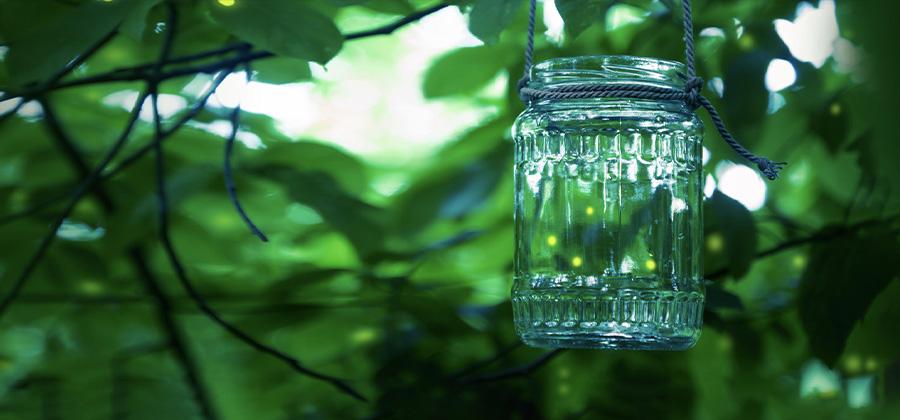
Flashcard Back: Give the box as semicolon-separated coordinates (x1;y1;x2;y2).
512;56;705;350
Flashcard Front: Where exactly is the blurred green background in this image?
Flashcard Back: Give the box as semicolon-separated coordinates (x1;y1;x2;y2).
1;0;899;418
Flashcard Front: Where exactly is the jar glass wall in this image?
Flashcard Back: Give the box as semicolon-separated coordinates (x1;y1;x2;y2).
512;55;705;350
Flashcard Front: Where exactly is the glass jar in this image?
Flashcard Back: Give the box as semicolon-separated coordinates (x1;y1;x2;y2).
512;55;705;350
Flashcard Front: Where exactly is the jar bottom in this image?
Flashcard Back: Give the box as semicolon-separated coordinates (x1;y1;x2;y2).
512;282;703;351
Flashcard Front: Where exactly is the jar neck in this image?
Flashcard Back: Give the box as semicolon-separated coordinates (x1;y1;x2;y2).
528;55;688;92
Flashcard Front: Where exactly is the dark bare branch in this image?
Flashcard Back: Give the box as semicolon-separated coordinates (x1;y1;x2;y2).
223;63;268;242
0;2;453;101
0;92;147;319
458;349;564;384
147;6;364;398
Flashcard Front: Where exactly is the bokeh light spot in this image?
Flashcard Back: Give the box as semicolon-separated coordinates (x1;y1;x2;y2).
571;256;583;268
706;233;724;253
765;59;797;92
716;162;767;211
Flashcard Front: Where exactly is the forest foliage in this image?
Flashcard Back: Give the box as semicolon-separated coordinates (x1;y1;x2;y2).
0;0;899;419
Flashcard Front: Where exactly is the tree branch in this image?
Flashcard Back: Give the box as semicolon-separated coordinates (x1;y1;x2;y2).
457;349;564;385
128;248;219;420
35;32;219;420
223;63;267;242
150;89;367;401
0;68;234;227
706;215;900;279
147;5;364;400
0;91;147;319
0;2;453;100
449;342;523;381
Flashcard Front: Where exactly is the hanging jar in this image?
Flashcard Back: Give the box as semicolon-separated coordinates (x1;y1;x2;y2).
512;55;705;350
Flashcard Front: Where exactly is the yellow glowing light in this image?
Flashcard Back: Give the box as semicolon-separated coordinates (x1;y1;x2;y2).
717;335;733;352
706;233;724;252
79;280;104;295
586;206;595;216
547;235;558;247
829;102;842;116
739;34;755;50
218;0;236;6
792;254;807;269
571;256;583;267
645;258;657;271
865;357;878;372
350;328;377;344
843;354;862;374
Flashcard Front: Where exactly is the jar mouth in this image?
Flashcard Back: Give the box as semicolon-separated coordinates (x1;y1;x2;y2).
530;55;688;90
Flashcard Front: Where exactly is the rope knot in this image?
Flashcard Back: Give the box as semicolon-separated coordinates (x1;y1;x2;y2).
684;76;703;110
754;158;787;180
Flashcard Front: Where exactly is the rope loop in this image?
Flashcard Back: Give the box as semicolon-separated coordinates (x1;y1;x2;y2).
516;0;785;180
684;76;704;110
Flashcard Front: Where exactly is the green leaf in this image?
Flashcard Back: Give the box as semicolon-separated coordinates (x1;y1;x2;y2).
555;0;612;38
207;0;343;64
252;57;311;85
254;166;386;259
119;0;164;41
723;51;772;130
393;141;509;235
798;230;900;366
259;141;368;194
468;0;522;44
705;190;757;278
3;1;136;87
422;46;511;98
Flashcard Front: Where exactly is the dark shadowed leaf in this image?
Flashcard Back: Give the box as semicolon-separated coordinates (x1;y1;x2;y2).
723;51;771;130
468;0;522;44
208;0;343;64
798;230;900;366
254;166;386;259
120;0;164;41
705;190;757;279
555;0;612;38
394;142;510;235
3;1;138;87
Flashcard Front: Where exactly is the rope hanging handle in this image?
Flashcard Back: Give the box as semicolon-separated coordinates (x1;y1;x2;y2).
517;0;786;180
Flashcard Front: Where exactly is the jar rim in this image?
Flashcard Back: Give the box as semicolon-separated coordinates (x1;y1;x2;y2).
530;55;688;89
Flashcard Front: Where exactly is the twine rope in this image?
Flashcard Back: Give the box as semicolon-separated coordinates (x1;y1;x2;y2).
517;0;785;180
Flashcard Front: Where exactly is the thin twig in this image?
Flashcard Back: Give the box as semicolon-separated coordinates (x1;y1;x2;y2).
706;215;900;279
0;92;147;319
344;3;451;40
38;91;219;420
449;342;523;381
128;248;219;420
147;5;364;400
458;349;564;384
150;89;367;401
0;69;234;226
223;62;267;242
